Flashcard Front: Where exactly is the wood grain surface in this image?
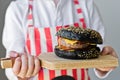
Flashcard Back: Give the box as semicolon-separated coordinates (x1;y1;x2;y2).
39;52;118;70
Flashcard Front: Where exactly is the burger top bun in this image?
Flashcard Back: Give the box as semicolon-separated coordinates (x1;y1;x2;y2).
56;26;103;44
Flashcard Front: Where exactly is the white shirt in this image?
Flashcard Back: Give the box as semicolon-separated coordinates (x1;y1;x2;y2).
2;0;111;80
53;0;59;6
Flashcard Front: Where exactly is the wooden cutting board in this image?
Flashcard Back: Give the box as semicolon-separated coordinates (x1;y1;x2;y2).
39;52;118;70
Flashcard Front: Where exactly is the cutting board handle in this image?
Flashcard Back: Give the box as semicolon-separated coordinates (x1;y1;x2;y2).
0;58;14;69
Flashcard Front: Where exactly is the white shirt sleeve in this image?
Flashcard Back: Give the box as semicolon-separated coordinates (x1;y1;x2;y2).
2;2;25;80
2;1;25;57
5;69;18;80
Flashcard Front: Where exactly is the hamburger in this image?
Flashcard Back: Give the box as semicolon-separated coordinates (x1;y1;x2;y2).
54;26;103;59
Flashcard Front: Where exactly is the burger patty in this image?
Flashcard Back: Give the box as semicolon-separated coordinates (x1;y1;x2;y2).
58;38;95;50
54;45;100;59
58;38;89;50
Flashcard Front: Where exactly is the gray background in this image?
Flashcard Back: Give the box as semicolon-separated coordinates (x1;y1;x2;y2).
0;0;120;80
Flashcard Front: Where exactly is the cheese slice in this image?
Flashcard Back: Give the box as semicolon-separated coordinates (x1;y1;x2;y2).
63;38;78;45
59;38;96;46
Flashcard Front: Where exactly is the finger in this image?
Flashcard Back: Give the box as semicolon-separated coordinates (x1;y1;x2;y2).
101;46;115;55
101;46;111;55
18;55;28;78
109;49;118;58
26;55;34;78
101;46;118;58
9;51;19;57
32;57;41;76
12;57;21;75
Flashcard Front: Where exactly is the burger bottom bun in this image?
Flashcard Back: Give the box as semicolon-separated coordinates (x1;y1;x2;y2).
54;46;100;59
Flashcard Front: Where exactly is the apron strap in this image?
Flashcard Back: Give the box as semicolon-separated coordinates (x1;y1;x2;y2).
25;0;34;54
27;0;34;27
73;0;87;28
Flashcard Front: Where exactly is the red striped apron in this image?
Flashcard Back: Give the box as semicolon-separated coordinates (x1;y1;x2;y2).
26;0;90;80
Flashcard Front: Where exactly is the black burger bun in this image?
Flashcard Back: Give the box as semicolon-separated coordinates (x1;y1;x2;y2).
56;27;103;44
54;26;103;59
54;45;100;59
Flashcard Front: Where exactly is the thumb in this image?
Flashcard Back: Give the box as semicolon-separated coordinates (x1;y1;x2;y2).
101;46;111;55
9;51;19;58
